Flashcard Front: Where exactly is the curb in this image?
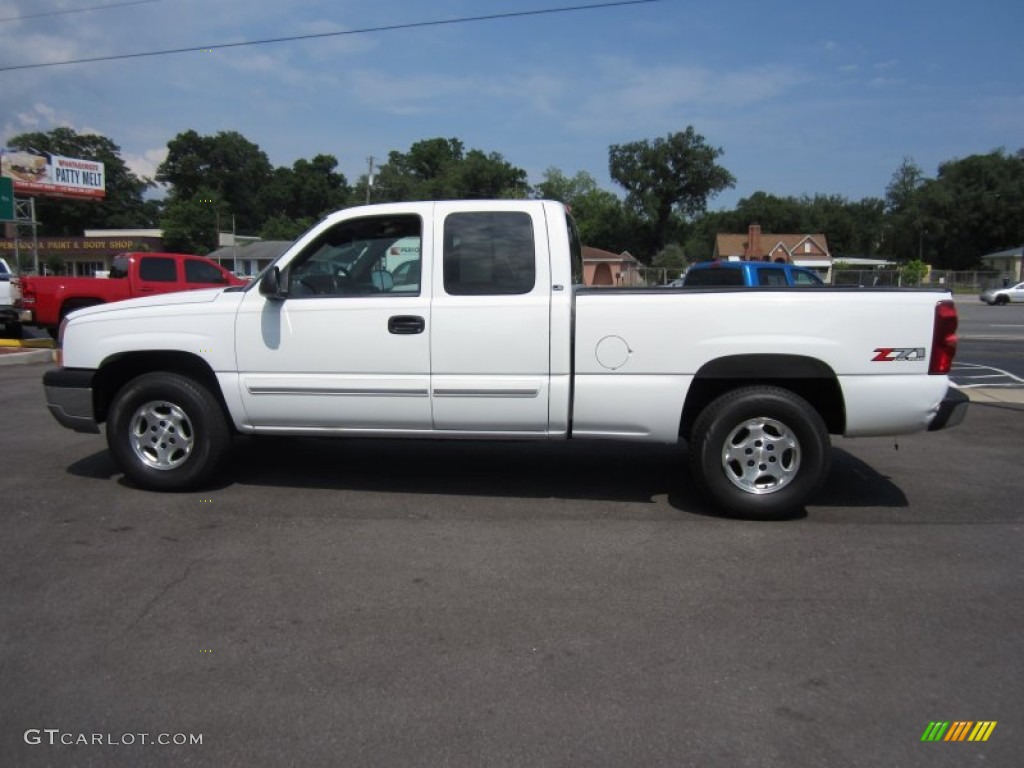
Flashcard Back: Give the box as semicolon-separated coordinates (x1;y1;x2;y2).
0;349;56;366
962;388;1024;406
0;338;57;349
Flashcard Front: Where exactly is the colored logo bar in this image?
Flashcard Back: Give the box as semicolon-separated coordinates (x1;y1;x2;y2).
921;721;997;742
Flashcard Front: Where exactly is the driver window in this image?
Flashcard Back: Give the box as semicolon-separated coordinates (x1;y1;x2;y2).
287;214;422;298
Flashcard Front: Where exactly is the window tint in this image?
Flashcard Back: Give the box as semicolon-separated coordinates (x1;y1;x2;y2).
138;257;177;282
185;259;226;284
683;267;744;287
288;214;422;297
758;267;788;287
443;211;536;296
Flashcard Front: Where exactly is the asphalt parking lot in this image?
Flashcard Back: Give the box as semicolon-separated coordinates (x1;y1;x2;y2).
1;360;1021;768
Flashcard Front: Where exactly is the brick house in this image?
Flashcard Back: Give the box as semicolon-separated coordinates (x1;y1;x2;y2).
714;224;832;279
582;245;644;286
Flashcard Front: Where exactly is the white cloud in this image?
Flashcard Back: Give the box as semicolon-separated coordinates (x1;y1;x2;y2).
563;58;810;134
346;69;478;115
123;147;169;181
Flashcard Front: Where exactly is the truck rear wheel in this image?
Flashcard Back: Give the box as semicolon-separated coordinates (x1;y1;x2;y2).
689;386;831;519
106;372;231;491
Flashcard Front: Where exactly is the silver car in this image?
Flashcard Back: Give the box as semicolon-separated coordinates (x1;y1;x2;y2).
980;281;1024;305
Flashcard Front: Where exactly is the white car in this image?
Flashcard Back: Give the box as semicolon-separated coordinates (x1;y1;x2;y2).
980;281;1024;305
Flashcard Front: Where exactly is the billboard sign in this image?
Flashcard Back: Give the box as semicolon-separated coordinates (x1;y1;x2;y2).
0;148;106;200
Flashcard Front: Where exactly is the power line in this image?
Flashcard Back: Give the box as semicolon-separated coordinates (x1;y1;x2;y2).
0;0;162;24
0;0;662;72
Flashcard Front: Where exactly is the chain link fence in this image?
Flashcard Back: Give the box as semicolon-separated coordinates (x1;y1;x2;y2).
833;269;1005;293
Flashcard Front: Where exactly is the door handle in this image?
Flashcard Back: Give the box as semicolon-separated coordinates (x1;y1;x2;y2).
388;315;425;335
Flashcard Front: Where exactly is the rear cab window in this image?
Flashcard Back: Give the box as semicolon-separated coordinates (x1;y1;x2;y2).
442;211;536;296
138;256;178;282
756;267;788;287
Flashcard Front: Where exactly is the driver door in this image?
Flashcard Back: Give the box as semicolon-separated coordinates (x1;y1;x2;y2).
234;212;433;432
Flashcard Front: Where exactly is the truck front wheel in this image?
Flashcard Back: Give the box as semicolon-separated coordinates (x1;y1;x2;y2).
106;372;231;491
689;386;831;519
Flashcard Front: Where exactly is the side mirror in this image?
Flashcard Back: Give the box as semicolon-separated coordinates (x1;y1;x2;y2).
259;267;285;299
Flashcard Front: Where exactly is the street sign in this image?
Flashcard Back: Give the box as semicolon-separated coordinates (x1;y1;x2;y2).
0;176;13;221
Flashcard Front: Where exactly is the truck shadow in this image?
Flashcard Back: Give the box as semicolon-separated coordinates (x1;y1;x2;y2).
67;437;908;518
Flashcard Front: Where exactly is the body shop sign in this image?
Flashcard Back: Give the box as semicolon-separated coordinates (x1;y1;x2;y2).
1;149;106;200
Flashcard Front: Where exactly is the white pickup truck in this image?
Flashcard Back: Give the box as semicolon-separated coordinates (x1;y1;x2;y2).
43;200;967;518
1;256;19;332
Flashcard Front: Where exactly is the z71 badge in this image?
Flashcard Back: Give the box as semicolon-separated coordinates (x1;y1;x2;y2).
872;347;926;362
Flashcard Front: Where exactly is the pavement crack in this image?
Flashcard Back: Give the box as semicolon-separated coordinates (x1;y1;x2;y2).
123;557;206;636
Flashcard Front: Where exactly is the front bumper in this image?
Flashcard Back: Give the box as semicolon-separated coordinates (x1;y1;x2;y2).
928;386;969;432
43;368;100;434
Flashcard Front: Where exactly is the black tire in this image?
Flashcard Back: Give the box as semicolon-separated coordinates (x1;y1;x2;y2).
995;295;1009;306
689;386;831;519
106;372;231;491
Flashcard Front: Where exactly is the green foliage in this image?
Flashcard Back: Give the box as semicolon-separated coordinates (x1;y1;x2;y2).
260;154;348;223
535;168;644;255
7;127;155;236
899;259;929;286
160;188;219;254
609;126;736;251
877;150;1024;268
157;130;274;234
365;137;528;202
651;243;688;272
260;214;315;241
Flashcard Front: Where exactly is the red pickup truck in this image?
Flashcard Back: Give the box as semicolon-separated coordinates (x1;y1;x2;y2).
14;252;245;331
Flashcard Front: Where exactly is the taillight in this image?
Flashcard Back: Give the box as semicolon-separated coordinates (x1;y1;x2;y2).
929;300;958;374
13;279;34;306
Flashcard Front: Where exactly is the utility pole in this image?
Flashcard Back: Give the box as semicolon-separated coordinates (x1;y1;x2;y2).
365;156;375;205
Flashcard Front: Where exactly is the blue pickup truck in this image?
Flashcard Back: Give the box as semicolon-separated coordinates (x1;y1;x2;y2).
677;260;825;287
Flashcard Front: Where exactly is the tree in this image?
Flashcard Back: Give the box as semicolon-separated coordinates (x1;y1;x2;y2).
260;154;349;223
536;167;647;254
259;213;315;241
160;188;219;254
918;149;1024;269
651;243;688;275
608;127;736;251
157;130;273;234
882;156;932;261
6;127;155;236
367;137;528;202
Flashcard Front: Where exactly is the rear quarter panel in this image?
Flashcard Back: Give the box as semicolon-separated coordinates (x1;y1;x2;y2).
571;288;952;440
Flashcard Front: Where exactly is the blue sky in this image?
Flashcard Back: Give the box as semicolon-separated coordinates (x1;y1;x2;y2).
1;0;1022;210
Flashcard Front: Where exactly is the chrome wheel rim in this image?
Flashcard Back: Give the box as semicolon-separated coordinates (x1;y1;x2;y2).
722;417;800;494
128;400;195;470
